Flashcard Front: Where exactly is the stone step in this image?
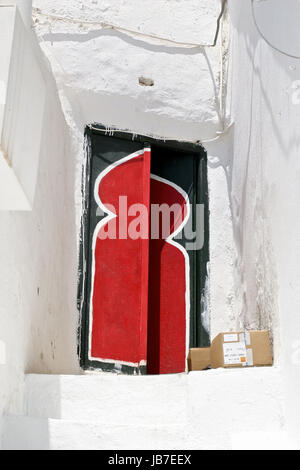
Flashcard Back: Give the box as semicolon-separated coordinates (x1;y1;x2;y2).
2;414;291;450
2;416;192;450
24;367;284;429
24;372;188;426
3;367;288;450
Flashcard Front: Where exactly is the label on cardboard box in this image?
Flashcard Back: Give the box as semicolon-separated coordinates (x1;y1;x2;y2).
224;333;238;343
223;341;247;365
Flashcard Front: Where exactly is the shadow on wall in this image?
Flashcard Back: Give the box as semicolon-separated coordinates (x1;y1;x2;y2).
41;26;223;129
206;108;280;339
228;0;300;346
2;375;62;450
36;21;224;142
206;0;300;353
2;415;51;450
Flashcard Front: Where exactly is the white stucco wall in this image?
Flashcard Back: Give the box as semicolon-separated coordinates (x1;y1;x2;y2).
0;0;237;447
0;0;32;27
30;0;237;343
227;0;300;445
3;0;300;450
0;4;46;210
0;7;80;443
31;0;224;145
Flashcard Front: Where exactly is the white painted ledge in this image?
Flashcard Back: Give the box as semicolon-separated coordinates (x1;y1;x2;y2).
1;367;289;450
23;367;284;426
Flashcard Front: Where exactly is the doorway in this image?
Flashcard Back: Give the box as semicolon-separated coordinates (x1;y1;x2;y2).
78;125;209;375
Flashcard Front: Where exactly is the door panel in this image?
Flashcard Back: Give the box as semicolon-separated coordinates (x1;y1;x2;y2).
90;149;151;367
147;147;195;374
81;132;151;374
147;175;190;374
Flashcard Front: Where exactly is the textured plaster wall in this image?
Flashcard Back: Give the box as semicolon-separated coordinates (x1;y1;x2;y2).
0;11;80;444
2;0;300;450
31;0;236;342
31;0;223;140
227;0;300;445
0;0;236;447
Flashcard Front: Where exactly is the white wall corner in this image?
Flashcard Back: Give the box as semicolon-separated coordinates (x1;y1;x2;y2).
0;1;32;28
0;4;45;211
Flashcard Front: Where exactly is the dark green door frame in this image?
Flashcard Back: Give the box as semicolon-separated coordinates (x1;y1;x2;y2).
77;124;210;371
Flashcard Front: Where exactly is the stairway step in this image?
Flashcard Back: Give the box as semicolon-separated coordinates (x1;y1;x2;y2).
24;367;284;428
3;412;290;450
25;372;188;425
4;367;286;450
2;416;198;450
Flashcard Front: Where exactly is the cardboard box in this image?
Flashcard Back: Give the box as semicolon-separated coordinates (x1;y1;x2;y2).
188;347;211;371
210;330;272;369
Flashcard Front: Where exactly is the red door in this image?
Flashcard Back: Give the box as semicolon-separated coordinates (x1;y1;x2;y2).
147;175;189;374
89;148;151;371
84;135;191;375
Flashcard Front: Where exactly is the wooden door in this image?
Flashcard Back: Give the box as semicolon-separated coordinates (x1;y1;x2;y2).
79;131;151;374
79;127;209;374
147;146;194;374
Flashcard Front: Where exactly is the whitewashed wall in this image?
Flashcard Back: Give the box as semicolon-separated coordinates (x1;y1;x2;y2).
30;0;236;342
0;0;235;445
0;0;245;378
227;0;300;446
0;4;46;210
0;9;80;442
3;0;300;449
31;0;223;140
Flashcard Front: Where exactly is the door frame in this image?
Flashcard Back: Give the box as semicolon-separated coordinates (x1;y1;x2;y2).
77;124;210;372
